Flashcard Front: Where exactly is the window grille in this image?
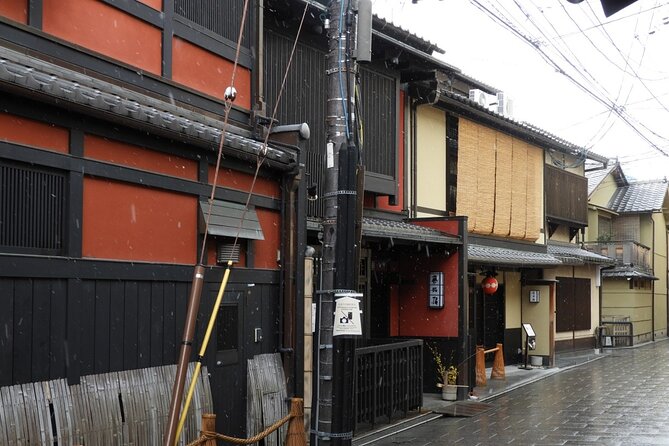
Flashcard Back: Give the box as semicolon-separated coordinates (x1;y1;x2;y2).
174;0;250;47
0;161;66;254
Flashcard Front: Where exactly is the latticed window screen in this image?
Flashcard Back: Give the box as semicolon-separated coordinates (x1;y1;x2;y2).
0;161;66;253
446;114;459;215
597;216;612;240
174;0;250;46
612;215;640;241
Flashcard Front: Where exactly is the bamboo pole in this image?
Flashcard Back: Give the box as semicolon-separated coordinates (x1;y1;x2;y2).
164;265;206;446
174;261;233;444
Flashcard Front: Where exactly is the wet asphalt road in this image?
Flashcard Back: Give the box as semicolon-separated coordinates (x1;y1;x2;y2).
372;341;669;445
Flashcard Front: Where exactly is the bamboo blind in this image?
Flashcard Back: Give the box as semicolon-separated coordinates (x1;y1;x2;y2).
493;132;513;237
509;138;528;239
474;126;496;234
456;118;479;230
457;119;543;242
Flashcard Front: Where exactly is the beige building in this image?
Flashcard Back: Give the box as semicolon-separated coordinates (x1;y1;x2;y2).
586;163;669;344
405;79;611;366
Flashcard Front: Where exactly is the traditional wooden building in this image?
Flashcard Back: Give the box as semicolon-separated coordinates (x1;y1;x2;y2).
399;59;612;367
0;0;308;441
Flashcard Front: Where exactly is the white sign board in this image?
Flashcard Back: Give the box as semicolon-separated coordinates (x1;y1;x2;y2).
428;271;444;309
522;323;535;337
333;295;362;337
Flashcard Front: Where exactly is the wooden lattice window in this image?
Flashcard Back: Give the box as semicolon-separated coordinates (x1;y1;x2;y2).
0;160;66;254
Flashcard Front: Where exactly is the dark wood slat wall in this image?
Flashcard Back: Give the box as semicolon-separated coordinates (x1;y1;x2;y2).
109;281;125;373
49;280;68;379
13;279;33;384
545;165;588;225
79;280;96;377
0;273;279;387
94;280;112;373
0;280;14;386
123;281;140;371
556;277;592;333
31;279;52;382
137;281;152;370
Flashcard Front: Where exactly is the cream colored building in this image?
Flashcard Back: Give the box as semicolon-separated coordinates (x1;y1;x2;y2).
406;83;611;366
585;163;669;344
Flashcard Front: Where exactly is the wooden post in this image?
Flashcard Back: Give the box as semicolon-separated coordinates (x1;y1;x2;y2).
202;413;216;446
490;343;506;380
286;398;307;446
475;346;486;387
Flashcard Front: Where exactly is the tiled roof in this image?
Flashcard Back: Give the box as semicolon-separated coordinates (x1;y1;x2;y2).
602;265;658;280
585;165;615;196
608;180;669;213
585;162;627;197
439;90;608;165
547;243;615;265
0;46;296;167
362;218;461;245
468;244;561;267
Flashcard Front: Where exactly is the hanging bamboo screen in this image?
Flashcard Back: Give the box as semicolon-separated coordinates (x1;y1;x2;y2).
474;126;496;234
493;132;513;237
456;118;479;230
456;119;543;242
509;138;528;239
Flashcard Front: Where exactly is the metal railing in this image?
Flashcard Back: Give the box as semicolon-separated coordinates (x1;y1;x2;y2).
353;339;423;432
600;321;634;347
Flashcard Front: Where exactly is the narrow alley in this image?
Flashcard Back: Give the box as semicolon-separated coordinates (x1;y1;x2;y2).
364;341;669;445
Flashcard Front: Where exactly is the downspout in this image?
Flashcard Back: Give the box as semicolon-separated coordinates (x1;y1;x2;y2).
271;125;309;398
652;214;655;341
572;265;576;351
252;0;266;118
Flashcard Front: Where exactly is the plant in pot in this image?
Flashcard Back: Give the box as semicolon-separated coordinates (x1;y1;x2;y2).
428;344;458;401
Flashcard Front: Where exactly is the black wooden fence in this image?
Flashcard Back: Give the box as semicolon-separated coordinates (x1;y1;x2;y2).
353;339;423;433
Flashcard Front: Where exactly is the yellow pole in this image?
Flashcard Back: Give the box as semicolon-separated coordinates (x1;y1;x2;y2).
174;261;233;445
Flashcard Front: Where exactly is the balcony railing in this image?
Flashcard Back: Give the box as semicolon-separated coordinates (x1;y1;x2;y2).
583;240;652;271
353;339;423;433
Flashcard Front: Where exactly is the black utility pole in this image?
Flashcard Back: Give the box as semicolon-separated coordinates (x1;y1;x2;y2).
313;0;369;445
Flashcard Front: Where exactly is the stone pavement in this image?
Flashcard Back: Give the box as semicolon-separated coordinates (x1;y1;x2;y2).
357;339;669;445
423;348;608;412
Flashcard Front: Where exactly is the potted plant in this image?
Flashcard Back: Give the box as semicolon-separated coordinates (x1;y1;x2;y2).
428;344;458;401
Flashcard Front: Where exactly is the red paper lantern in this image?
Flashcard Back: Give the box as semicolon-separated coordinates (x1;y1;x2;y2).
481;276;498;295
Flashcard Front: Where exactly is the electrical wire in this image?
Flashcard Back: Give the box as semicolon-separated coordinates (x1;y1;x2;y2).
470;0;669;158
177;1;311;442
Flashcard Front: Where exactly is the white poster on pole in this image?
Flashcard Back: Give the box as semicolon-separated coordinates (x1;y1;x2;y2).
333;294;362;336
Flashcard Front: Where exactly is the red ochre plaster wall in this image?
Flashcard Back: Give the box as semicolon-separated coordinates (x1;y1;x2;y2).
43;0;162;75
0;0;27;23
0;112;69;153
376;91;405;212
254;209;281;270
84;134;198;180
394;253;459;338
82;178;197;264
172;37;252;110
138;0;161;11
412;219;461;236
208;166;280;198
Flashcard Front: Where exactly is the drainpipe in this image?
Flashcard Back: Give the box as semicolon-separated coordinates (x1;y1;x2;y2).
652;214;655;341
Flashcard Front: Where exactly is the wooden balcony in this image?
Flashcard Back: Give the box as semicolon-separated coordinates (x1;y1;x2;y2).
545;165;588;226
582;240;652;271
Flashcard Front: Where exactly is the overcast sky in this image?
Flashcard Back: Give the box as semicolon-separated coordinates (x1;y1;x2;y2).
371;0;669;181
